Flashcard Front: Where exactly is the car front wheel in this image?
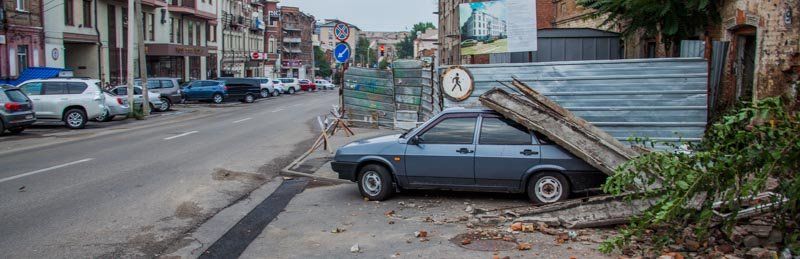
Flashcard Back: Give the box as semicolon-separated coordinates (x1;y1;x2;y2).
64;109;88;129
158;98;171;111
242;94;255;103
288;87;296;94
527;172;570;205
358;164;394;201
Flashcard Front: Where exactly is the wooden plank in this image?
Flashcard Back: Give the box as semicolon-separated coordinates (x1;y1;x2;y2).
344;90;395;103
394;77;432;86
345;67;394;78
343;96;394;111
344;83;394;95
479;88;637;175
392;69;426;78
396;103;420;111
395;94;422;105
394;86;423;96
344;77;394;87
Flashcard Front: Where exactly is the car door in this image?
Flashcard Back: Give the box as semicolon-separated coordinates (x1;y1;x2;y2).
404;114;478;186
41;82;69;119
19;82;46;117
474;115;541;190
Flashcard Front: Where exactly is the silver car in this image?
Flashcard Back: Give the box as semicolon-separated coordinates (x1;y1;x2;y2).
96;90;130;122
110;86;165;112
332;108;607;204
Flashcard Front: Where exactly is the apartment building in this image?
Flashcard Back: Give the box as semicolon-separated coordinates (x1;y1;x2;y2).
1;0;45;80
359;31;409;62
262;0;279;78
316;19;360;56
278;6;314;79
219;0;265;77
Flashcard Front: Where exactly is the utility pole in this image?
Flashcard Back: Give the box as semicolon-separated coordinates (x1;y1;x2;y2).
126;0;135;115
135;0;150;116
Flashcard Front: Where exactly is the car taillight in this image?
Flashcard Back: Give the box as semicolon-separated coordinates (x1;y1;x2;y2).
4;102;22;112
116;97;124;105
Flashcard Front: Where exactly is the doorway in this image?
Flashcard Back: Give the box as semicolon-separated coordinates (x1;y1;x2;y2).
732;27;756;101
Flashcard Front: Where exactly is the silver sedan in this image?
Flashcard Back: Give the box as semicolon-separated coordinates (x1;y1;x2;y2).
96;90;130;122
110;86;166;112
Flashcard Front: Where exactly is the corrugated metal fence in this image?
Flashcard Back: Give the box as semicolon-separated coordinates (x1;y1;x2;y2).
440;58;709;145
343;67;395;128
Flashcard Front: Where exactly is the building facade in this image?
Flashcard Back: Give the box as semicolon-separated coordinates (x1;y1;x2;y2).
1;0;45;81
219;0;265;77
413;28;437;64
438;0;554;65
360;31;409;63
461;7;506;41
278;6;314;79
262;0;279;78
316;19;360;67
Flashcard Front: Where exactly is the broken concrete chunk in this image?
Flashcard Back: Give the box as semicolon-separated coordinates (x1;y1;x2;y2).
517;242;532;250
414;230;428;238
350;243;360;253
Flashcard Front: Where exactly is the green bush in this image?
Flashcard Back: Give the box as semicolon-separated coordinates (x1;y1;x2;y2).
600;97;800;254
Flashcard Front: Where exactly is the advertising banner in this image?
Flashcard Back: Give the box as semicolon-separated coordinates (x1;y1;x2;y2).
458;0;537;55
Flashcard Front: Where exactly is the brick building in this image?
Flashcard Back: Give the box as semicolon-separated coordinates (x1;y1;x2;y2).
714;0;800;109
278;6;314;79
1;0;45;81
263;0;280;78
437;0;554;65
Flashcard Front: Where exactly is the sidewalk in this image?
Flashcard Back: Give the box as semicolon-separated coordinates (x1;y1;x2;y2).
241;127;614;259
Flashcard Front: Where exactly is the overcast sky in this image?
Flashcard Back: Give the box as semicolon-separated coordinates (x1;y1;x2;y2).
279;0;439;32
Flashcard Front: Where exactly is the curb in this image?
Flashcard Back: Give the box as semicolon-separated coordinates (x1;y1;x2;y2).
279;141;352;185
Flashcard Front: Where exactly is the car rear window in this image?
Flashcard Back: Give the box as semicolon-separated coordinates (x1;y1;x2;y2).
67;83;88;94
4;89;29;102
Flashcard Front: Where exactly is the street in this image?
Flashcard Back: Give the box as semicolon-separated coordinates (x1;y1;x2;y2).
0;91;337;258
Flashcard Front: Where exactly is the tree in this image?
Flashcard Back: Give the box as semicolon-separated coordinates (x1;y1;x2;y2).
577;0;719;56
313;46;332;78
395;22;436;59
354;36;377;67
378;59;391;70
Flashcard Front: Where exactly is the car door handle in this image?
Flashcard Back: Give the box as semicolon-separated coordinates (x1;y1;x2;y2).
456;148;474;154
520;149;539;156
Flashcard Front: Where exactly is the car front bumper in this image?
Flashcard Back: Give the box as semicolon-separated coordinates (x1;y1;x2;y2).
331;161;358;181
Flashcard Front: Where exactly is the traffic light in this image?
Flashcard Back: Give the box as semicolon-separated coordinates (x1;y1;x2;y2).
379;45;385;57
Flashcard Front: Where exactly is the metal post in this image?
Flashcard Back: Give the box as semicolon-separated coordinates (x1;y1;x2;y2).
136;0;150;116
126;0;135;116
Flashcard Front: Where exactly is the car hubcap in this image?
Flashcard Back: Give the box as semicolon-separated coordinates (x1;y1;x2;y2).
67;113;83;127
160;99;169;110
214;95;222;103
261;90;269;98
247;95;254;102
362;171;382;196
535;176;563;203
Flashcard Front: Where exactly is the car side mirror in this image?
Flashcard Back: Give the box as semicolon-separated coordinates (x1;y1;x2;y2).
410;135;423;145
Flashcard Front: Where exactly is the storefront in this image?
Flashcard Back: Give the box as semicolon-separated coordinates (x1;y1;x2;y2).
145;44;209;81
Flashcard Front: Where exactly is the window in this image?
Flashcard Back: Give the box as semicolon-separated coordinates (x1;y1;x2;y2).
170;18;176;43
187;21;194;45
19;82;42;96
16;45;29;74
479;117;531;145
65;0;74;25
206;24;216;43
177;18;183;44
419;117;477;144
82;0;92;28
67;83;88;94
196;22;201;46
5;89;29;102
16;0;27;11
43;82;67;95
147;13;155;41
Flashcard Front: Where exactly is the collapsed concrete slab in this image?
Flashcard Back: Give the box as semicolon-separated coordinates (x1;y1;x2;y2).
479;79;641;175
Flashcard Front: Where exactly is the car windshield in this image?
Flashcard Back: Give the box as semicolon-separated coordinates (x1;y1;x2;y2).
4;89;29;102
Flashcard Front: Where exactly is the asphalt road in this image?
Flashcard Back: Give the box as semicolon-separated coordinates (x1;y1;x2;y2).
0;90;338;258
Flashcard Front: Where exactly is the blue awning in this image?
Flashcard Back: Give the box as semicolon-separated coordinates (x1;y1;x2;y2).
3;67;64;86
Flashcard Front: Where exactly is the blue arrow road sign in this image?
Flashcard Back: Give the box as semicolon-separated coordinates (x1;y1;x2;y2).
334;43;351;63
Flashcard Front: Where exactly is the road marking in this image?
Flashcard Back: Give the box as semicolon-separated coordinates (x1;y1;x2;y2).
0;158;94;184
232;118;252;124
164;131;198;140
271;108;284;113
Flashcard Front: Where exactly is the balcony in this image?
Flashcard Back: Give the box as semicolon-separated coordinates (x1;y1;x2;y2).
282;24;301;31
283;37;301;43
142;0;167;7
169;0;196;15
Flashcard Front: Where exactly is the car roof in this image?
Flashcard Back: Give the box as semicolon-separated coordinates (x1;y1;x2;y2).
440;107;496;114
1;84;18;90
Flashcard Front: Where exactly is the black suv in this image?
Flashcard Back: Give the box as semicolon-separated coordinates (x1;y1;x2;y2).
0;84;36;135
217;78;262;103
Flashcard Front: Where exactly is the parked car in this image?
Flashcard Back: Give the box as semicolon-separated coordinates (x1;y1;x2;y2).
461;39;478;47
96;90;129;122
315;79;336;90
17;78;106;129
110;86;166;111
135;78;181;111
181;80;226;103
278;78;301;94
217;78;262;103
331;108;607;204
253;77;276;98
271;80;285;96
0;84;36;134
298;79;317;91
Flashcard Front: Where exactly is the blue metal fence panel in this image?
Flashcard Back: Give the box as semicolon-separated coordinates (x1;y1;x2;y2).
440;58;708;146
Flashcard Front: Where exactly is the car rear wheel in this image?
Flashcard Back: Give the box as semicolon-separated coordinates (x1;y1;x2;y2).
64;109;88;129
158;98;171;111
527;172;570;205
358;164;394;201
96;109;113;122
212;94;224;104
260;89;270;98
243;94;255;103
288;87;296;94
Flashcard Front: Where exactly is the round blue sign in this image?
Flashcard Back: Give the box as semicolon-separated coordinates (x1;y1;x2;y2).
334;43;351;63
